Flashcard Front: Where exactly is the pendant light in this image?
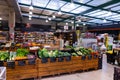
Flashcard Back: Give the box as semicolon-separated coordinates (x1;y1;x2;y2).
46;19;48;23
29;11;33;15
52;15;56;19
0;17;2;20
83;23;86;26
29;0;34;10
70;0;74;7
58;10;62;15
103;18;107;23
48;17;51;21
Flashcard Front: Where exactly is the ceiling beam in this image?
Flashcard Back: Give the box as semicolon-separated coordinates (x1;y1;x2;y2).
19;3;117;23
21;11;67;20
80;0;120;14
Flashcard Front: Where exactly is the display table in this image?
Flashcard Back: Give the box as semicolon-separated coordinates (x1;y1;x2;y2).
4;56;98;80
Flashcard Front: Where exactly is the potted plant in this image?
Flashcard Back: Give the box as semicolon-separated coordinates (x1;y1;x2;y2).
64;52;71;61
38;48;49;63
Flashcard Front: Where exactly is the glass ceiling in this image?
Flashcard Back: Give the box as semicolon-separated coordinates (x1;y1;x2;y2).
18;0;120;26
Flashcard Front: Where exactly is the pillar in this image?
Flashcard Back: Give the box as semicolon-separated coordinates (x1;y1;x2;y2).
73;16;76;30
9;8;15;42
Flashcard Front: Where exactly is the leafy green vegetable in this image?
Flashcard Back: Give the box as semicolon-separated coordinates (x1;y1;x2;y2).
72;53;78;56
38;48;49;58
0;51;9;61
16;49;29;57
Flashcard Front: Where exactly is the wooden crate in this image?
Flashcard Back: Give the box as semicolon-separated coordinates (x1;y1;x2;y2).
4;60;37;80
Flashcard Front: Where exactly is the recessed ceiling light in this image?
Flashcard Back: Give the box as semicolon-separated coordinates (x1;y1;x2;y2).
29;11;33;15
0;17;2;20
29;6;34;10
52;15;56;18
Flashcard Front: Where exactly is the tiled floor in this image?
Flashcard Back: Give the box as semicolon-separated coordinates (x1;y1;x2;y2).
40;54;119;80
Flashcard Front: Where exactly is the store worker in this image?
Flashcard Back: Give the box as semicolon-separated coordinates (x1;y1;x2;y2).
107;41;117;64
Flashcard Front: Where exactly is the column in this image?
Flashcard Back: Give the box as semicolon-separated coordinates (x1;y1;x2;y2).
9;8;15;42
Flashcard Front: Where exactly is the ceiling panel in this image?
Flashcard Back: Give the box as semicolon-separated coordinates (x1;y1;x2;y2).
88;19;111;24
42;10;54;15
18;0;31;5
61;15;70;18
47;0;66;10
110;6;120;11
74;0;92;4
71;6;91;14
87;0;112;6
33;0;50;7
87;10;109;17
61;3;80;12
85;10;101;15
104;2;120;9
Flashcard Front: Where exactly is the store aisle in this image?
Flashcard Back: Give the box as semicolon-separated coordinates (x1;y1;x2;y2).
40;54;119;80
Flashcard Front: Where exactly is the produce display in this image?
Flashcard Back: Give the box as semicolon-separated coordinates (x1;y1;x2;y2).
15;49;29;60
0;51;9;61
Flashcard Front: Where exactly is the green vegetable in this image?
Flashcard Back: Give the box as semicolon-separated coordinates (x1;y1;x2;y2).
63;52;71;57
16;49;29;57
0;51;9;61
72;53;78;56
38;48;49;58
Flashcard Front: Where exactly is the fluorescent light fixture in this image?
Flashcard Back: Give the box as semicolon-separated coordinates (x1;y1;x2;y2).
52;15;56;18
29;6;34;10
29;15;32;18
29;17;32;20
29;11;33;15
58;10;62;15
48;18;51;21
103;19;107;22
83;23;86;26
46;19;48;22
66;22;68;25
